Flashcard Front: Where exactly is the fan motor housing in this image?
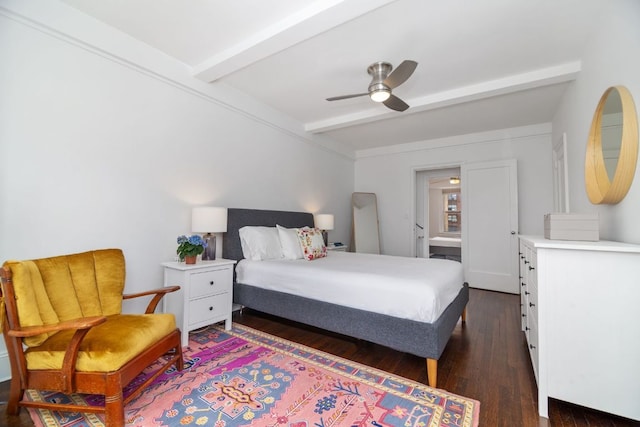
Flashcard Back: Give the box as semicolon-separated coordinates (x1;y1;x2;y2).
367;62;393;83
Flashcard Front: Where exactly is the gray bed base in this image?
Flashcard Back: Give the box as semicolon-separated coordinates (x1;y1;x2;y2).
222;207;468;387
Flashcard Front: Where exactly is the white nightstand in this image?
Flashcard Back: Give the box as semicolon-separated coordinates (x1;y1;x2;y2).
162;259;236;347
326;244;348;252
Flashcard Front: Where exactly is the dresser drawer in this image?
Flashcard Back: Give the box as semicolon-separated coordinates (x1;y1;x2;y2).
526;316;539;382
188;293;232;326
189;267;232;299
525;282;538;321
529;251;538;287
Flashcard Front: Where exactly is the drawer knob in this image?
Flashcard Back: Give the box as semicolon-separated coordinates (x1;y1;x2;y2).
529;344;536;350
524;260;530;265
524;291;530;295
528;266;535;271
522;282;527;287
522;313;526;318
525;326;530;331
209;306;213;311
209;281;215;285
529;302;536;307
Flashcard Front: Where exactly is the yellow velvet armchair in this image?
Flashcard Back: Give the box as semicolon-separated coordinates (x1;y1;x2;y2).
0;249;184;426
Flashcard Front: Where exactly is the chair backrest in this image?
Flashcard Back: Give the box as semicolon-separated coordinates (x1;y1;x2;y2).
2;248;125;347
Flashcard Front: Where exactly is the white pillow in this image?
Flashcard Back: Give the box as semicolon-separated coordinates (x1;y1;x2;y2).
238;226;284;261
277;224;304;260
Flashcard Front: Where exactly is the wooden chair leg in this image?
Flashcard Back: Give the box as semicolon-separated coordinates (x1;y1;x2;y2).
104;377;125;426
426;358;437;388
175;342;184;371
461;306;467;324
6;377;22;415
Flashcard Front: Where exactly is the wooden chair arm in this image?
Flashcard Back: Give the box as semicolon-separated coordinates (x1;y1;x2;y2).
7;316;106;393
7;316;107;338
123;286;180;314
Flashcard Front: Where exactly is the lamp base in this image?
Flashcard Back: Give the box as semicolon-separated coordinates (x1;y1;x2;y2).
321;230;328;247
202;234;216;260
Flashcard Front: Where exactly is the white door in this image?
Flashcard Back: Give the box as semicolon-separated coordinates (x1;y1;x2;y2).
462;159;519;294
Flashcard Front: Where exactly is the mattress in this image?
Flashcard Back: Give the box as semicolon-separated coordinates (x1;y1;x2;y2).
235;251;464;323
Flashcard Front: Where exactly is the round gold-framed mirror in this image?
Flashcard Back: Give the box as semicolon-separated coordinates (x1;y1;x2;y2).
585;86;638;204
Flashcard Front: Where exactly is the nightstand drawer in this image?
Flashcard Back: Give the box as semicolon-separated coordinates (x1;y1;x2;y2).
189;267;232;299
188;293;231;326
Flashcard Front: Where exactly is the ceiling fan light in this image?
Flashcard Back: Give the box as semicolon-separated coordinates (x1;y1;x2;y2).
370;88;391;102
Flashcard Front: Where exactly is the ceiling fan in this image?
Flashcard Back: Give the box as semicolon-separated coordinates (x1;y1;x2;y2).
326;60;418;112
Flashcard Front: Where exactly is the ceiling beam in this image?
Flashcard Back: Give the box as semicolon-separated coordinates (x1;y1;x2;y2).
192;0;398;83
305;61;582;133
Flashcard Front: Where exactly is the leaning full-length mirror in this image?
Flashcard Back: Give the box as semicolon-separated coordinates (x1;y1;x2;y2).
585;85;638;204
351;192;381;254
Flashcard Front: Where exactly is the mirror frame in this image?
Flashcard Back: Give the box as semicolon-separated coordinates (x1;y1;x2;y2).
585;85;638;204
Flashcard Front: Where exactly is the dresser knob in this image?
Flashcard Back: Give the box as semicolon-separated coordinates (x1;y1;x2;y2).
209;306;213;311
528;266;535;271
525;291;530;295
524;260;529;265
525;326;530;331
529;302;535;307
522;313;526;318
529;344;536;350
209;281;214;285
522;282;527;287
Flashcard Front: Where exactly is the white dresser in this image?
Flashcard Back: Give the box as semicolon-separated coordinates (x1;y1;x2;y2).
519;236;640;421
162;259;236;347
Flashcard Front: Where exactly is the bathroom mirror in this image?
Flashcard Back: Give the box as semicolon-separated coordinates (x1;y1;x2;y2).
585;86;638;204
351;192;381;254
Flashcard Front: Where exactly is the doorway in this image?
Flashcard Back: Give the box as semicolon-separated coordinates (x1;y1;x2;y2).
415;167;461;260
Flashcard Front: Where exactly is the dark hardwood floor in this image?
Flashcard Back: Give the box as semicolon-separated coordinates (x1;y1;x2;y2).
1;288;638;426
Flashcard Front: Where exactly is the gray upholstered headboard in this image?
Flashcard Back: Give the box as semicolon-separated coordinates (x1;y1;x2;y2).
222;208;315;262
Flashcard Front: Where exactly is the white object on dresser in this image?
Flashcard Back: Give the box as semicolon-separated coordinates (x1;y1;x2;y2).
162;259;236;347
543;213;599;241
519;235;640;421
326;243;348;252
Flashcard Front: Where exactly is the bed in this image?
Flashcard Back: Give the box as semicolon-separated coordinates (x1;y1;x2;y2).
222;208;469;387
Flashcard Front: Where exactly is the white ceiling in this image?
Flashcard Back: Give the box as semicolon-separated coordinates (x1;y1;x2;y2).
60;0;605;152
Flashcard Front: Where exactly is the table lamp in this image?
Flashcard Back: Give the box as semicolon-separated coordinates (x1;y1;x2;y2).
192;207;228;260
314;214;334;246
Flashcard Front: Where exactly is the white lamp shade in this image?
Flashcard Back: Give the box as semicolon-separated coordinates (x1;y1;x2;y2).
315;214;334;230
192;207;228;233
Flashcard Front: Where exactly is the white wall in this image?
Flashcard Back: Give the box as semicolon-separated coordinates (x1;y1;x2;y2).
552;0;640;243
355;124;554;256
0;2;353;379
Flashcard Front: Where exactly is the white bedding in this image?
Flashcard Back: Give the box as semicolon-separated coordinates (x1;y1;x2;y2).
235;251;464;323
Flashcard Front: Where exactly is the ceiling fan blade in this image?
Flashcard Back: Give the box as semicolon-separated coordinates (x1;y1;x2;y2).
383;94;410;112
383;60;418;89
326;93;369;101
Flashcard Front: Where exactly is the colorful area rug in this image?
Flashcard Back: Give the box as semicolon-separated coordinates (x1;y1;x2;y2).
28;324;480;427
